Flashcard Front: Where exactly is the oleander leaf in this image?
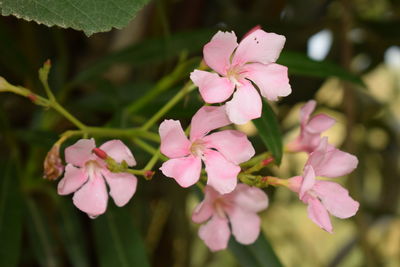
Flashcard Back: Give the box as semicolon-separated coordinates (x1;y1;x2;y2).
0;0;151;36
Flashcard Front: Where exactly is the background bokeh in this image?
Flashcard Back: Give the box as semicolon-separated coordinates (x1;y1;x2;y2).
0;0;399;266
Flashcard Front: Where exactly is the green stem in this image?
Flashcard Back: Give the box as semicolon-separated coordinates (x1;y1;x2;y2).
240;152;271;168
51;101;86;129
141;82;196;131
144;149;162;170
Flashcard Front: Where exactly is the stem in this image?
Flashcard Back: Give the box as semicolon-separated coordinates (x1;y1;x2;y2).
144;149;162;170
141;82;196;131
51;101;86;129
240;152;271;168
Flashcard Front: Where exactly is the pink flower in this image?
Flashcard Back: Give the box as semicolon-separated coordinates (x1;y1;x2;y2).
159;106;255;194
57;139;137;218
190;28;291;124
287;100;336;153
192;184;269;251
288;137;359;232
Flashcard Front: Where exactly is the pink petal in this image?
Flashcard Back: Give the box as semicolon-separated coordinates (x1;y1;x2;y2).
225;82;262;125
232;29;286;65
232;184;269;212
99;140;136;166
65;139;96;167
190;70;235;103
300;100;316;127
305;196;333;233
102;170;137;207
72;173;108;218
306;114;336;134
160;156;202;188
244;63;291;101
57;164;88;195
314;181;359;219
203;130;255;165
307;137;329;169
287;176;303;193
314;147;358;178
226;207;261;245
204;150;240;194
192;186;219;223
203;31;238;75
159;120;191;158
190;106;231;140
299;165;316;199
198;215;231;252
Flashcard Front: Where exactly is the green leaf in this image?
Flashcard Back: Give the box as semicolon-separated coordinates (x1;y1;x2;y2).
69;29;214;86
0;162;23;267
229;231;283;267
93;205;150;267
0;0;150;36
253;100;283;165
25;197;60;267
58;199;90;267
278;51;365;86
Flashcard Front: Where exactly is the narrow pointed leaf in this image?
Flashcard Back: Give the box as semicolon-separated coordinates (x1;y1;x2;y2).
58;199;90;267
93;205;150;267
0;162;23;267
278;51;365;87
25;197;60;267
229;231;282;267
253;100;283;165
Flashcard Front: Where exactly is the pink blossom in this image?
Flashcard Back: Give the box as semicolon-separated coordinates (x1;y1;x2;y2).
57;138;137;218
159;106;255;194
190;29;291;124
192;184;268;251
287;100;336;153
288;137;359;232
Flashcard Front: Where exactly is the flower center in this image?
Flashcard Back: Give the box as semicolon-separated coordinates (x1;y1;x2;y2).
213;198;227;219
190;139;206;158
85;160;102;181
226;64;246;86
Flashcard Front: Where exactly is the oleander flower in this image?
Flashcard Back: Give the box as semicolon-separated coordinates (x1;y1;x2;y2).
190;28;291;124
192;184;269;251
288;137;359;232
159;105;255;194
287;100;336;153
57;138;137;218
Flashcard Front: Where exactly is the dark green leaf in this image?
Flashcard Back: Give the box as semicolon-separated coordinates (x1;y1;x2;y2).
278;51;365;86
0;162;23;267
253;100;283;165
0;0;150;36
25;197;60;267
58;199;90;267
229;231;282;267
69;29;214;86
93;205;150;267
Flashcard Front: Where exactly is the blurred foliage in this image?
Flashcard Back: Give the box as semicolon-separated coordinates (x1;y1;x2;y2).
0;0;400;266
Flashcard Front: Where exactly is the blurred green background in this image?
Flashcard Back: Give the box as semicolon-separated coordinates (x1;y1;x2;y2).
0;0;399;266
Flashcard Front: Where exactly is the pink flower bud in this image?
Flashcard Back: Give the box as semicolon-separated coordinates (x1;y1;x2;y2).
92;148;108;159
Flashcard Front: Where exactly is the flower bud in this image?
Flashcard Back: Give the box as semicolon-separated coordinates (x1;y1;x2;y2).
43;144;64;180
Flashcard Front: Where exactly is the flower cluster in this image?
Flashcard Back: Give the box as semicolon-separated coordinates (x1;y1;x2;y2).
47;27;359;253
